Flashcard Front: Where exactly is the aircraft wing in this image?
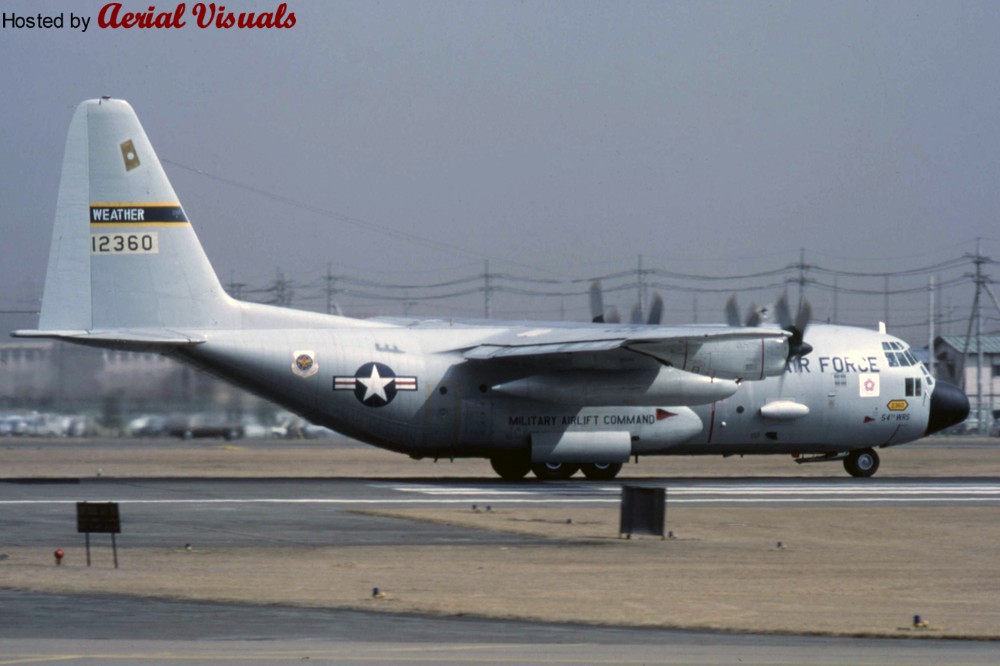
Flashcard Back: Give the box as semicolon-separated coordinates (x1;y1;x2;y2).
457;324;791;381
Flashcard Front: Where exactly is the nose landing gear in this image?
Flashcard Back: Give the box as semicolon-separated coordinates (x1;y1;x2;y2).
843;448;880;478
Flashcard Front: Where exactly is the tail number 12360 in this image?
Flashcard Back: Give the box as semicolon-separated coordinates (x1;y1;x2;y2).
91;232;159;255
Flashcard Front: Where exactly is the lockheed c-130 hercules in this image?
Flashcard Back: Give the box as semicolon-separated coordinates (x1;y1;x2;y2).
14;99;971;480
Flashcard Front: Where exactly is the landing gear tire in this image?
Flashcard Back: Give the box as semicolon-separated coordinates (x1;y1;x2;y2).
580;462;623;480
531;462;580;480
490;456;531;481
844;448;879;478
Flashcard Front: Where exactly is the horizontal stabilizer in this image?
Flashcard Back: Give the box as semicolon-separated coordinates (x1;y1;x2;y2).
12;328;204;351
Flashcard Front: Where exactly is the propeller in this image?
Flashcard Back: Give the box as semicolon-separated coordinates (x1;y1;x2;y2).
726;295;765;327
589;280;607;323
647;293;664;325
590;280;661;325
630;302;643;325
775;292;813;360
725;295;742;327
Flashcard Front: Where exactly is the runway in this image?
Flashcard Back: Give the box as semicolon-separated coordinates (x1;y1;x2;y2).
2;476;1000;664
2;476;1000;547
3;440;1000;664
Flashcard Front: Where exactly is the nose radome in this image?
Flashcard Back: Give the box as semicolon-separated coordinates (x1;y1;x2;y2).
925;381;971;436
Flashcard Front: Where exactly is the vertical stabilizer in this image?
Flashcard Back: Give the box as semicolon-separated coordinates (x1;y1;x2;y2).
36;98;236;333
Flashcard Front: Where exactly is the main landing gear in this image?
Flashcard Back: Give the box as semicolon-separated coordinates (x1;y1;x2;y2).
489;458;624;481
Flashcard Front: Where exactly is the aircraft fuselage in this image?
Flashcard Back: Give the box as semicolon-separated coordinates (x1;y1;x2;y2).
176;322;933;461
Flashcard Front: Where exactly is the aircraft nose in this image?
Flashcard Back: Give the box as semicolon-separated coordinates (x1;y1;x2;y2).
924;381;971;436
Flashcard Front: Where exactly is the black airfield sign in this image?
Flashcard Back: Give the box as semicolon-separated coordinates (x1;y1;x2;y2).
76;502;121;534
77;502;122;568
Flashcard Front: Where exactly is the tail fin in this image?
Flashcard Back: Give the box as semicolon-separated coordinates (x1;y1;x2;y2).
32;98;236;335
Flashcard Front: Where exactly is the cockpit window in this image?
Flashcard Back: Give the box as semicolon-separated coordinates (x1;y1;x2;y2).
883;341;918;368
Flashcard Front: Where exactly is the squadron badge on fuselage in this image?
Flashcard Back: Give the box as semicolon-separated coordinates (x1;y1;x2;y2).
291;350;319;378
333;362;418;407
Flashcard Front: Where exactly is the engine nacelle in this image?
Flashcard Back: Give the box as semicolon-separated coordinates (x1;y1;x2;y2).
626;334;788;380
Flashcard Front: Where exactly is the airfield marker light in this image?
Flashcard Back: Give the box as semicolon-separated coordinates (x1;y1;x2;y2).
776;541;785;550
667;531;675;539
913;615;928;628
372;587;385;599
184;543;193;552
54;548;64;565
566;518;572;525
471;504;478;512
486;505;492;512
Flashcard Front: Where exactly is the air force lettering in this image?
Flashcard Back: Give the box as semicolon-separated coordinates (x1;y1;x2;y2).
333;362;418;407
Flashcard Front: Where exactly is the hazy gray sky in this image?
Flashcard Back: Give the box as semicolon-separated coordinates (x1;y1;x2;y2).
3;1;999;341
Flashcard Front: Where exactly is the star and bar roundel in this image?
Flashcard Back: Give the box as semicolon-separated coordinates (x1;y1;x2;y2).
333;362;418;407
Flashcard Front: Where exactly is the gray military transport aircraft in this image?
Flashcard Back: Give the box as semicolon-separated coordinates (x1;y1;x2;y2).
14;99;970;480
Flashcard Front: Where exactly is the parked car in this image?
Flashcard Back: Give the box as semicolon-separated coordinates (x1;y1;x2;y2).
167;414;244;441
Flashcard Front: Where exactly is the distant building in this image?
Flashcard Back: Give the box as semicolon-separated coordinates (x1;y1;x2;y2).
933;335;1000;430
0;340;254;415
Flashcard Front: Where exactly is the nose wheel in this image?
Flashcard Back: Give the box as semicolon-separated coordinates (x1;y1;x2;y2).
843;448;879;478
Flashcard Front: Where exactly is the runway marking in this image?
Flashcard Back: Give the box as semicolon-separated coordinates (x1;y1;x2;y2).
4;483;1000;506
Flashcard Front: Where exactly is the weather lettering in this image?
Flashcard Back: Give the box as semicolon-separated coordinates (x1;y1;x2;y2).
91;207;146;222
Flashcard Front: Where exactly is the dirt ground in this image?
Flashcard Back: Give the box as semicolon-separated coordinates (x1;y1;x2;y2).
2;438;999;638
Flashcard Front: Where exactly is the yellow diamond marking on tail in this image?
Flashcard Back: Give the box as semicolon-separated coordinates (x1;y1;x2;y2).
120;139;140;171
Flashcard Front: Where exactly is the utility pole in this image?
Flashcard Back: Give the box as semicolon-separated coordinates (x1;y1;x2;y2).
832;275;839;325
637;254;646;321
324;263;338;315
796;248;808;313
483;259;492;320
928;275;936;379
961;239;988;433
883;275;890;328
273;269;292;307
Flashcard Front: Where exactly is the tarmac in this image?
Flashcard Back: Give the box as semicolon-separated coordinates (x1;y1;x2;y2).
1;435;999;664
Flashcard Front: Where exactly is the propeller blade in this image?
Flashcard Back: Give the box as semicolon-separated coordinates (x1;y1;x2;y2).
647;293;664;325
775;292;793;331
629;302;643;325
589;280;605;323
746;303;761;327
725;295;741;327
775;291;813;361
791;298;813;357
605;306;621;324
795;298;811;335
